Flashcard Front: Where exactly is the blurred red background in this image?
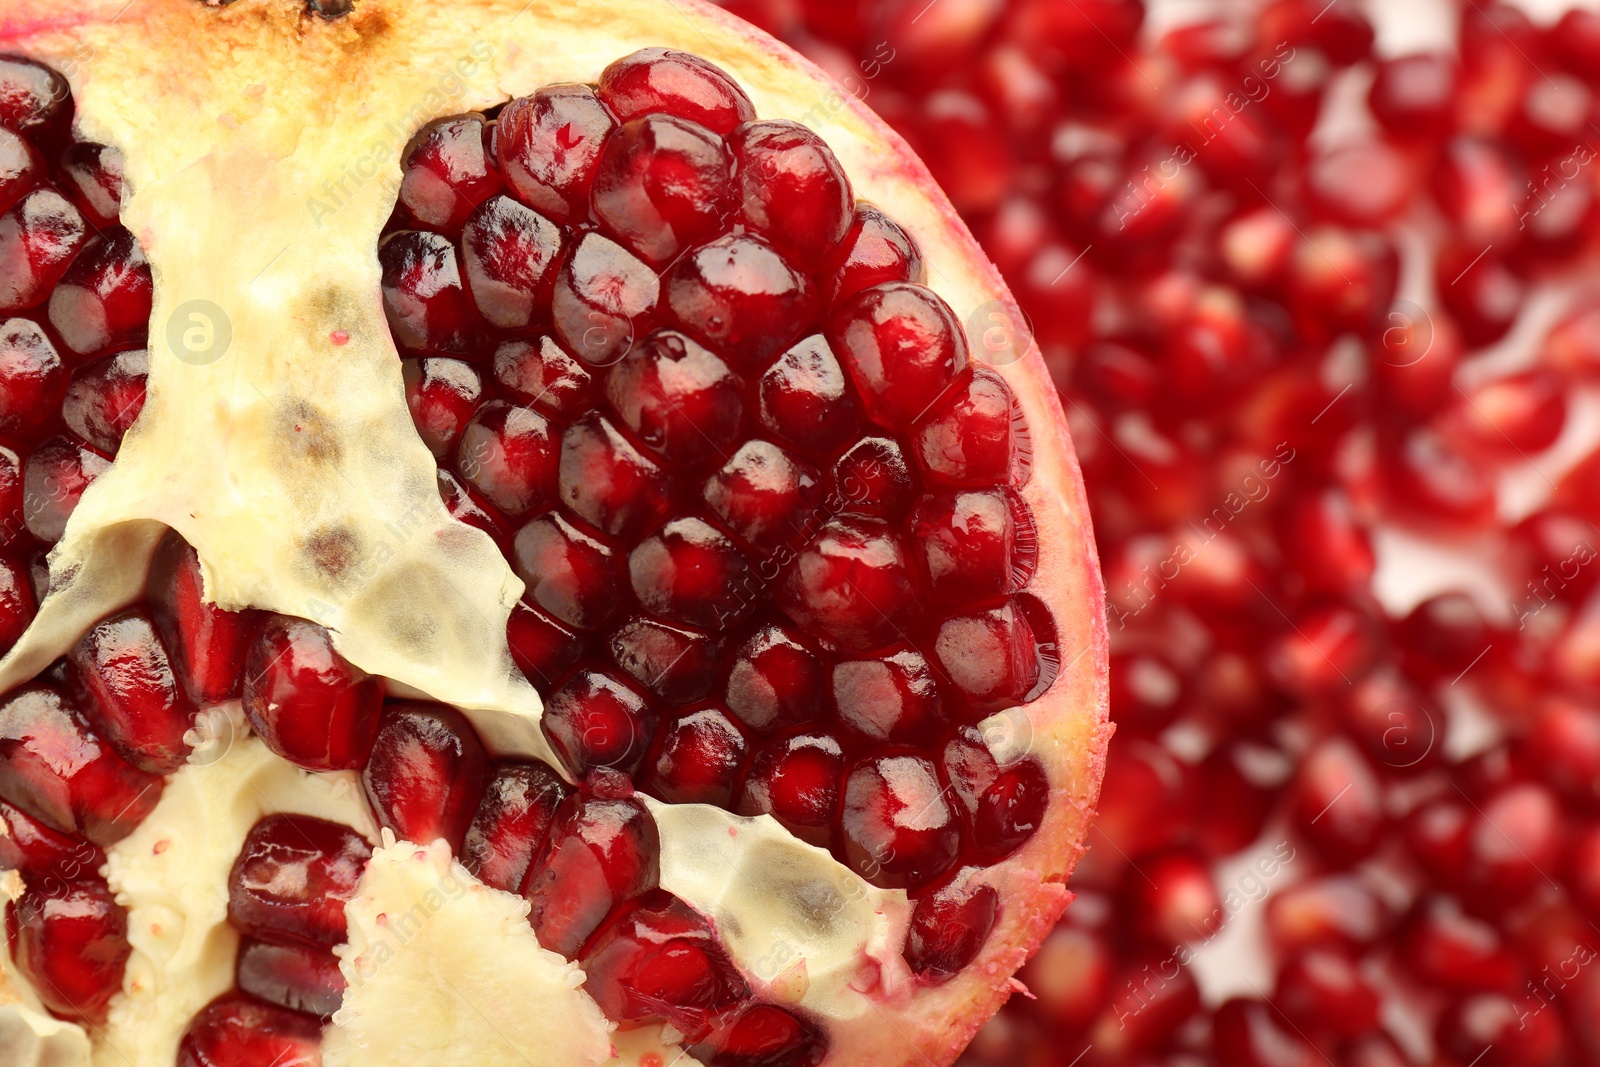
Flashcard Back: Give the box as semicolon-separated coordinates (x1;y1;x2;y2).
706;1;1600;1065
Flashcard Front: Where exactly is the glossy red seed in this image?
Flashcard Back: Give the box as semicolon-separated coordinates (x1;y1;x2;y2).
227;813;370;947
778;515;915;653
606;330;744;467
581;893;747;1040
723;621;826;732
0;57;71;143
511;510;623;632
177;994;323;1067
597;48;755;135
1400;894;1523;992
549;232;659;367
828;282;968;430
1436;992;1562;1067
5;876;129;1023
0;684;161;844
398;113;501;231
542;668;654;778
1370;52;1458;137
757;336;861;457
0;552;35;655
1436;243;1522;349
833;648;944;744
690;1003;825;1067
506;599;584;689
497;85;616;224
904;869;998;983
1266;874;1389;955
0;316;63;440
61;348;147;455
1276;486;1374;599
23;435;109;544
608;616;720;705
460;194;562;329
242;615;383;772
830;437;915;519
1444;370;1567;459
402;356;481;458
630;517;754;629
57;142;124;228
1526;699;1600;810
0;129;40;216
731;119;852;270
463;761;570;893
1276;946;1380;1038
932;597;1041;711
0;796;103;879
1265;601;1381;698
236;937;346;1019
558;411;672;538
1085;950;1201;1057
1463;783;1563;914
363;702;490;852
523;793;660;957
644;706;748;806
702;440;821;550
1305;140;1415;228
1123;848;1222;947
910;488;1033;606
68;607;193;774
48;226;152;358
735;731;842;847
492;336;594;416
912;368;1021;486
971;758;1049;863
664;233;818;369
1020;923;1111;1033
821;205;924;307
593;114;733;266
147;531;257;706
1291;737;1384;866
0;190;88;313
454;400;557;517
840;754;959;889
1565;822;1600;918
378;230;479;356
1211;997;1318;1067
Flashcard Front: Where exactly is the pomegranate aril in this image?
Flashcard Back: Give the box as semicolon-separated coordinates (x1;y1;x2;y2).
23;435;108;544
643;705;748;806
1122;848;1221;947
911;368;1022;487
0;129;40;216
439;461;514;541
227;813;370;947
1211;997;1318;1067
821;205;924;306
1291;737;1385;866
970;758;1048;863
146;531;255;706
242;615;383;772
177;994;323;1067
460;196;561;331
463;761;570;893
833;648;944;744
779;515;915;653
378;229;479;356
1446;370;1567;459
542;667;654;778
830;436;915;519
0;683;161;844
236;937;346;1019
1436;992;1563;1067
1370;52;1457;137
1526;699;1600;810
690;1003;825;1067
593;113;733;267
1020;923;1111;1034
523;792;660;957
608;615;720;705
455;401;558;518
597;48;755;135
558;411;672;538
606;329;744;467
1399;894;1522;992
828;282;968;431
402;356;481;459
61;348;147;455
5;875;129;1023
840;754;959;889
932;596;1042;711
630;517;754;629
904;869;998;983
0;316;64;440
57;142;124;228
1266;874;1390;955
497;84;617;225
398;113;501;232
735;731;842;846
0;553;35;655
362;702;490;852
1264;601;1381;698
506;599;584;689
731;119;852;270
1461;782;1563;914
664;234;818;368
757;335;861;457
550;231;659;367
1275;946;1380;1038
1436;243;1522;349
0;796;102;879
68;607;193;774
1276;486;1373;599
910;488;1033;606
581;892;748;1039
0;57;69;144
47;226;151;358
724;621;826;732
510;510;623;631
702;440;821;550
0;190;87;313
1085;950;1201;1058
493;336;594;416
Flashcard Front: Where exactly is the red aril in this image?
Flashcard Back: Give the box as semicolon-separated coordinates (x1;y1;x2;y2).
361;702;490;851
227;813;371;948
242;615;383;772
177;994;322;1067
5;875;129;1023
68;606;194;773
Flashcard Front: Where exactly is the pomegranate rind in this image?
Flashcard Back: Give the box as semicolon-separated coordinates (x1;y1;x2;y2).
0;2;1110;1064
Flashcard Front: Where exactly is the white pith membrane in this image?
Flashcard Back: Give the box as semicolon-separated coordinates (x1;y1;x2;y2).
0;2;1110;1066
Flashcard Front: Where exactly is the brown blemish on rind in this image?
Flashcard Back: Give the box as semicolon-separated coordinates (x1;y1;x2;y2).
274;398;341;464
302;524;360;578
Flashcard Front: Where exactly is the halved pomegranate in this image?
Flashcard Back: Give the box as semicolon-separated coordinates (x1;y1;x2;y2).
0;7;1107;1067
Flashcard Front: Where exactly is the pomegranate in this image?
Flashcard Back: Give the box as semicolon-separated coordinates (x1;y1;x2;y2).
0;6;1108;1067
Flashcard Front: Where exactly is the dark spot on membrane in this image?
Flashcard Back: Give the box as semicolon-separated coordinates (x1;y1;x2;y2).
275;399;339;464
302;526;359;578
